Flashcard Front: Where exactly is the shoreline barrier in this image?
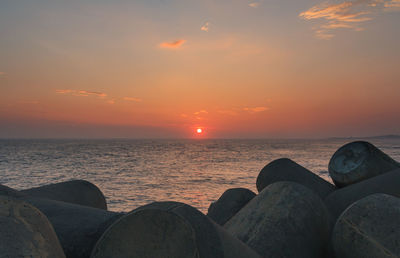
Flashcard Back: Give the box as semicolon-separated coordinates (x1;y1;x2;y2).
91;201;261;258
328;141;400;187
324;169;400;219
207;188;256;226
332;194;400;257
0;195;66;258
224;181;332;258
21;180;108;210
256;158;336;199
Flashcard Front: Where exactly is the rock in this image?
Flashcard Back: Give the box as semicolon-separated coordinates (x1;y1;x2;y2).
0;183;123;258
207;188;256;225
332;194;400;257
256;158;335;199
328;141;400;187
0;195;65;258
91;201;261;258
21;179;108;210
224;181;332;258
324;169;400;219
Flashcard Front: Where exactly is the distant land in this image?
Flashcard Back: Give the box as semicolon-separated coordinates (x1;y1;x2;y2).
326;135;400;140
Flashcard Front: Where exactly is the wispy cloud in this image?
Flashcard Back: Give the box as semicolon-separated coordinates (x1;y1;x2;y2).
299;0;400;39
123;97;142;102
249;2;261;8
78;90;107;97
0;72;5;76
243;106;269;113
56;89;73;94
194;110;208;115
384;0;400;8
56;89;107;98
201;22;210;32
159;39;186;49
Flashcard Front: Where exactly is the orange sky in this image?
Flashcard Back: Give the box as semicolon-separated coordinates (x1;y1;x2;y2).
0;0;399;138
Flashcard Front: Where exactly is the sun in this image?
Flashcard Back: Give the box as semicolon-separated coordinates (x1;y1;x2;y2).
196;128;203;134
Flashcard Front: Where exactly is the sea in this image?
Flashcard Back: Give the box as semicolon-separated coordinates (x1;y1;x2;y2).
1;137;399;213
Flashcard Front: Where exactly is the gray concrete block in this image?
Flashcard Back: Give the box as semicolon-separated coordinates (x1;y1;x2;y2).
21;180;107;210
332;194;400;257
207;188;256;225
256;158;336;199
0;195;65;258
91;201;261;258
328;141;400;187
324;169;400;219
225;181;332;258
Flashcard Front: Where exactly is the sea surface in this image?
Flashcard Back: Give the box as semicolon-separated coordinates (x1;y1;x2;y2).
1;137;399;213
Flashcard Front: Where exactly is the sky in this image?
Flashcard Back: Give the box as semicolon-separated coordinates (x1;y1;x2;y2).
0;0;399;138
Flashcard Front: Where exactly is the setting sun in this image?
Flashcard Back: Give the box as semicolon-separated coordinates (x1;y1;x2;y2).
196;128;203;134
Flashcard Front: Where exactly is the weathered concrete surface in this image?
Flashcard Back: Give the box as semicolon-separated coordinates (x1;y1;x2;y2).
324;169;400;219
21;180;108;210
332;194;400;258
0;183;123;258
207;188;256;226
0;195;65;258
256;158;336;199
225;181;332;258
91;201;261;258
328;141;400;187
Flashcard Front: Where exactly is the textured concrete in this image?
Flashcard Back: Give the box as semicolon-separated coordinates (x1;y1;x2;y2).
0;183;123;258
256;158;336;199
324;169;400;219
225;181;332;258
332;194;400;257
328;141;400;187
21;180;108;210
91;201;261;258
0;195;65;258
207;188;256;225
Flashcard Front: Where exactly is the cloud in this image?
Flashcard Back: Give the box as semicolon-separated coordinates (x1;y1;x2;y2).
123;97;142;102
0;72;5;76
385;0;400;8
159;39;186;49
201;22;210;32
56;89;107;98
249;2;261;8
78;90;107;98
244;106;269;113
107;99;115;105
56;89;73;94
194;110;208;115
299;0;399;39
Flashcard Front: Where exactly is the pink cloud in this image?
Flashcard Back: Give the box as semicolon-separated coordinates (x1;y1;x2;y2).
159;39;186;49
299;0;399;39
123;97;142;102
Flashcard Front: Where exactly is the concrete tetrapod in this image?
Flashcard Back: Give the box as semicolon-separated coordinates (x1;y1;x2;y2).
256;158;336;199
91;201;261;258
328;141;400;187
0;195;65;258
324;169;400;219
224;181;332;258
207;188;256;226
332;194;400;257
21;180;108;210
0;183;123;258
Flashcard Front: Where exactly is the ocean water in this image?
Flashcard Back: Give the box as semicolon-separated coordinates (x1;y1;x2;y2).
0;138;399;213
